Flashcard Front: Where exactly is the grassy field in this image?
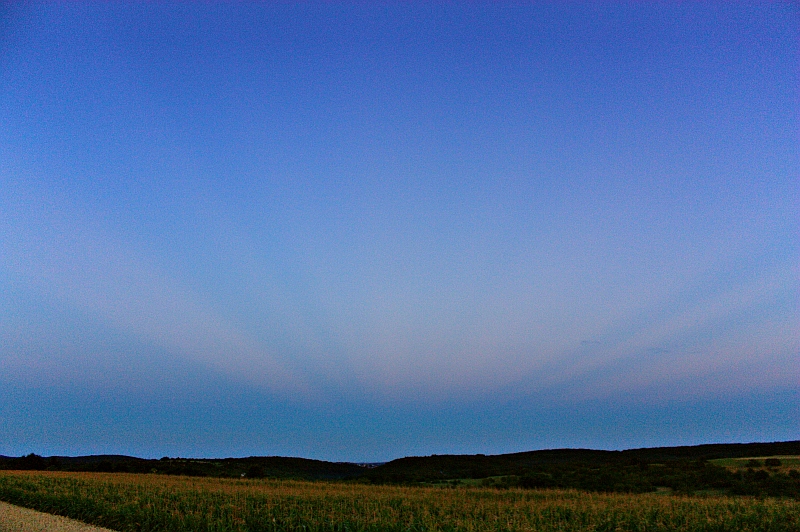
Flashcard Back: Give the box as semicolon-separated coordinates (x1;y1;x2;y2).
709;456;800;472
1;470;799;531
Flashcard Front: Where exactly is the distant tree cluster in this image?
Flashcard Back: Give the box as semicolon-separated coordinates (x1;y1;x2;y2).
0;454;364;480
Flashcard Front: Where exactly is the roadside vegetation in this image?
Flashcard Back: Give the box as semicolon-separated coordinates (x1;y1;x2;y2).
1;470;799;531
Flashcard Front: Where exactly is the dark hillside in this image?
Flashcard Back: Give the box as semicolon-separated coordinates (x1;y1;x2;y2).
362;441;800;496
619;441;800;461
0;454;365;480
365;441;800;482
3;441;798;496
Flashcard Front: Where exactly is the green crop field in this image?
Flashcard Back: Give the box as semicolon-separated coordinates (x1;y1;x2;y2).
1;470;799;531
709;456;800;471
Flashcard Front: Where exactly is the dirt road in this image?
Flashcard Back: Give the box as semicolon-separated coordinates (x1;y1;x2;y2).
0;502;116;532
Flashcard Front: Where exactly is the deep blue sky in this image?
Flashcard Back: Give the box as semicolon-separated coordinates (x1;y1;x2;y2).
1;3;797;461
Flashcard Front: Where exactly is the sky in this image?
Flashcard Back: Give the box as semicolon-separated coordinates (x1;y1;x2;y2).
0;2;797;462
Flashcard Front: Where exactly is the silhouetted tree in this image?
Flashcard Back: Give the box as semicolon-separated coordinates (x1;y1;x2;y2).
19;453;45;470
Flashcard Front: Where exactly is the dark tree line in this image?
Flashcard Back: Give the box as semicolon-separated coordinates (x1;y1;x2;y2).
3;441;798;498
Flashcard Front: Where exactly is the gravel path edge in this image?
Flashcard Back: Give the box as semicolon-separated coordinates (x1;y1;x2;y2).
0;501;117;532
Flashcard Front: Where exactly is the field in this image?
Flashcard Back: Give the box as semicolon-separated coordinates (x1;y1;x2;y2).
5;442;800;497
709;456;800;473
1;470;799;531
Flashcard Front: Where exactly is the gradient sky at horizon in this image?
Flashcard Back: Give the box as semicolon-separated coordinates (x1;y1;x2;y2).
1;2;798;462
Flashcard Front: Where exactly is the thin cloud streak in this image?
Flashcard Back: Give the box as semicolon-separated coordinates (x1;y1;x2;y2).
0;180;308;394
